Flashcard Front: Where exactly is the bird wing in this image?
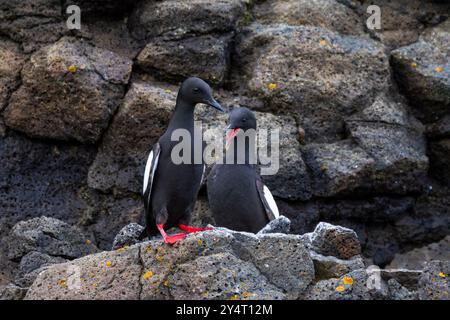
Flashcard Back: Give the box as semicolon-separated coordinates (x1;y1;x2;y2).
256;178;280;221
143;143;161;206
200;164;206;185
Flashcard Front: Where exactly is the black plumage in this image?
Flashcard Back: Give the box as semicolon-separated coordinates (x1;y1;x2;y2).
141;77;223;244
207;107;279;233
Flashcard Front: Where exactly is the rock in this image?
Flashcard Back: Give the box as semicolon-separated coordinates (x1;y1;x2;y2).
66;0;135;17
317;196;415;222
0;283;27;300
356;0;449;49
418;260;450;300
0;0;67;53
136;34;232;85
387;236;450;270
346;93;428;195
391;20;450;123
380;269;422;291
25;245;142;300
256;112;311;201
15;251;67;287
257;216;291;235
8;216;98;261
277;201;319;235
310;251;365;280
112;223;144;250
387;279;418;300
362;224;400;267
0;38;25;110
303;269;374;300
395;184;450;246
4;37;132;143
87;81;175;193
234;24;390;142
429;139;450;186
255;0;365;36
310;222;361;259
168;252;285;300
304;141;374;197
75;18;142;59
128;0;247;40
26;227;314;299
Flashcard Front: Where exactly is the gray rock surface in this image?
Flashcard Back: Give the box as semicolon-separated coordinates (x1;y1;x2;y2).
129;0;247;40
255;0;364;36
8;216;98;261
0;283;27;300
112;223;145;250
4;37;132;143
257;216;291;235
309;222;361;259
387;236;450;270
26;227;314;300
235;23;390;142
137;34;232;85
391;20;450;123
87;81;175;193
418;260;450;300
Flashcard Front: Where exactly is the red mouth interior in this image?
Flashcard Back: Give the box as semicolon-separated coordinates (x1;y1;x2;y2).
226;128;240;145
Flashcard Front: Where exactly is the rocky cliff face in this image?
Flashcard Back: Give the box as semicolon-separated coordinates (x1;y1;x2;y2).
0;0;449;299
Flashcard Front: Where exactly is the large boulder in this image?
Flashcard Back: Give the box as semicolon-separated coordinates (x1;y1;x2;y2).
136;34;232;86
303;93;428;197
0;0;66;53
234;24;391;142
8;216;98;261
128;0;247;40
304;141;375;197
0;38;25;110
391;20;450;123
356;0;449;49
14;251;67;288
4;37;132;143
345;93;428;194
255;0;365;36
25;228;315;300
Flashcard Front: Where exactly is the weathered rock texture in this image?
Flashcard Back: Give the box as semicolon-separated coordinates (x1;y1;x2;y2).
0;0;449;299
4;37;132;143
25;228;315;300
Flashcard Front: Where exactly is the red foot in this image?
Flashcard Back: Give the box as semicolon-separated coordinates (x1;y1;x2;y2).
157;224;186;245
178;224;213;234
163;233;186;244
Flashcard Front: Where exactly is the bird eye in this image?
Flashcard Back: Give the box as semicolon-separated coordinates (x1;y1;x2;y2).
193;88;200;93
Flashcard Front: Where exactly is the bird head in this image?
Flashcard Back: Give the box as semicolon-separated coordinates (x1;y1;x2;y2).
178;77;224;112
225;107;257;147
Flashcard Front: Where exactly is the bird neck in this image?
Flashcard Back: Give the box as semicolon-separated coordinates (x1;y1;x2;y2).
168;99;195;132
225;134;256;165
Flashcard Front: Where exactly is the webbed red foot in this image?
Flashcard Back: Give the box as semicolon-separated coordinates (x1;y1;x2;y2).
178;224;213;234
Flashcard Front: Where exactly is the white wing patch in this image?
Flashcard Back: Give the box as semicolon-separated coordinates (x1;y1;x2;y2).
143;150;153;194
143;150;159;196
200;164;206;184
263;185;279;219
